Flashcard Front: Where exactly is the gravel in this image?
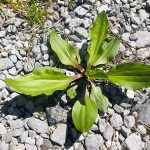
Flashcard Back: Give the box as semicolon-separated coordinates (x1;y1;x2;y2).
0;31;6;38
134;99;150;125
110;113;123;129
103;125;114;140
0;123;7;136
136;125;147;135
75;6;88;17
46;105;68;125
0;58;14;71
85;134;104;150
123;133;144;150
0;0;150;149
134;31;150;48
98;118;107;133
25;137;36;150
50;124;67;146
10;120;24;129
74;27;88;39
27;117;49;134
0;80;6;90
124;115;135;128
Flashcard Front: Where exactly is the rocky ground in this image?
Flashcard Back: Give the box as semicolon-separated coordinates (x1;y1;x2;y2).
0;0;150;150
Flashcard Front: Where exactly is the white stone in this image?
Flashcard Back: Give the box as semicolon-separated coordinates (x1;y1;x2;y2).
137;125;147;135
25;137;36;150
51;124;67;146
0;123;7;135
126;90;134;99
134;31;150;48
0;31;6;38
0;80;6;90
123;133;144;150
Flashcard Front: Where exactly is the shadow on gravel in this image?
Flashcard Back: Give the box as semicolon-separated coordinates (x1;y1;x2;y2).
101;83;136;106
0;91;82;148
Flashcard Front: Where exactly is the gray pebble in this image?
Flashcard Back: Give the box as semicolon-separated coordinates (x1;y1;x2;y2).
43;139;53;149
121;126;131;138
41;44;48;54
0;58;14;71
110;113;123;129
75;6;88;17
36;135;43;147
69;18;83;28
12;128;25;137
3;17;15;27
10;120;24;130
0;142;9;150
16;61;23;70
1;52;8;58
0;80;6;90
98;118;107;133
0;123;7;136
124;115;135;128
113;104;124;113
85;134;104;150
122;133;144;150
20;131;28;143
103;125;114;140
69;35;82;42
51;124;67;146
8;67;17;76
134;99;150;125
133;31;150;48
146;140;150;150
46;105;67;125
137;125;147;135
27;117;49;134
7;25;17;33
0;31;6;38
25;137;36;150
74;27;88;39
2;130;13;143
32;45;41;56
9;55;17;63
44;20;52;29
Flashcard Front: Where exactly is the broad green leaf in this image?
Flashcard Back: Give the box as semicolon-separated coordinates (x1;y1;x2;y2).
107;63;150;90
90;83;109;112
87;11;109;66
93;38;120;66
72;94;98;132
67;85;78;99
85;68;108;80
50;29;80;68
5;67;79;96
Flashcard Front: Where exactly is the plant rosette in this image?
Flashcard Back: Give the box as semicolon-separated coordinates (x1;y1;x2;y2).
5;11;150;132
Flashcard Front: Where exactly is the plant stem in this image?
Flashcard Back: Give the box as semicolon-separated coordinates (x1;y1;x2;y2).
75;64;85;74
70;74;82;82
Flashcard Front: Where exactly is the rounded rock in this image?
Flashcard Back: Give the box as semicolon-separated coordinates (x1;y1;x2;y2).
110;113;123;129
124;115;135;128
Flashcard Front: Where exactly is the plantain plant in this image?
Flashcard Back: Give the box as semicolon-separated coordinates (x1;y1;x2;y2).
5;11;150;132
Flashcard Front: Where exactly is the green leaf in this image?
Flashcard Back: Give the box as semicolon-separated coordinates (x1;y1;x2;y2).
5;67;79;96
107;63;150;90
67;85;78;99
93;38;120;66
87;11;109;66
85;68;108;80
90;83;109;112
72;94;98;132
50;29;81;68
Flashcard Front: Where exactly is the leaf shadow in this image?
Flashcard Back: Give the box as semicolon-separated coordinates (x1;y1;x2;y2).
98;82;136;108
0;90;82;148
